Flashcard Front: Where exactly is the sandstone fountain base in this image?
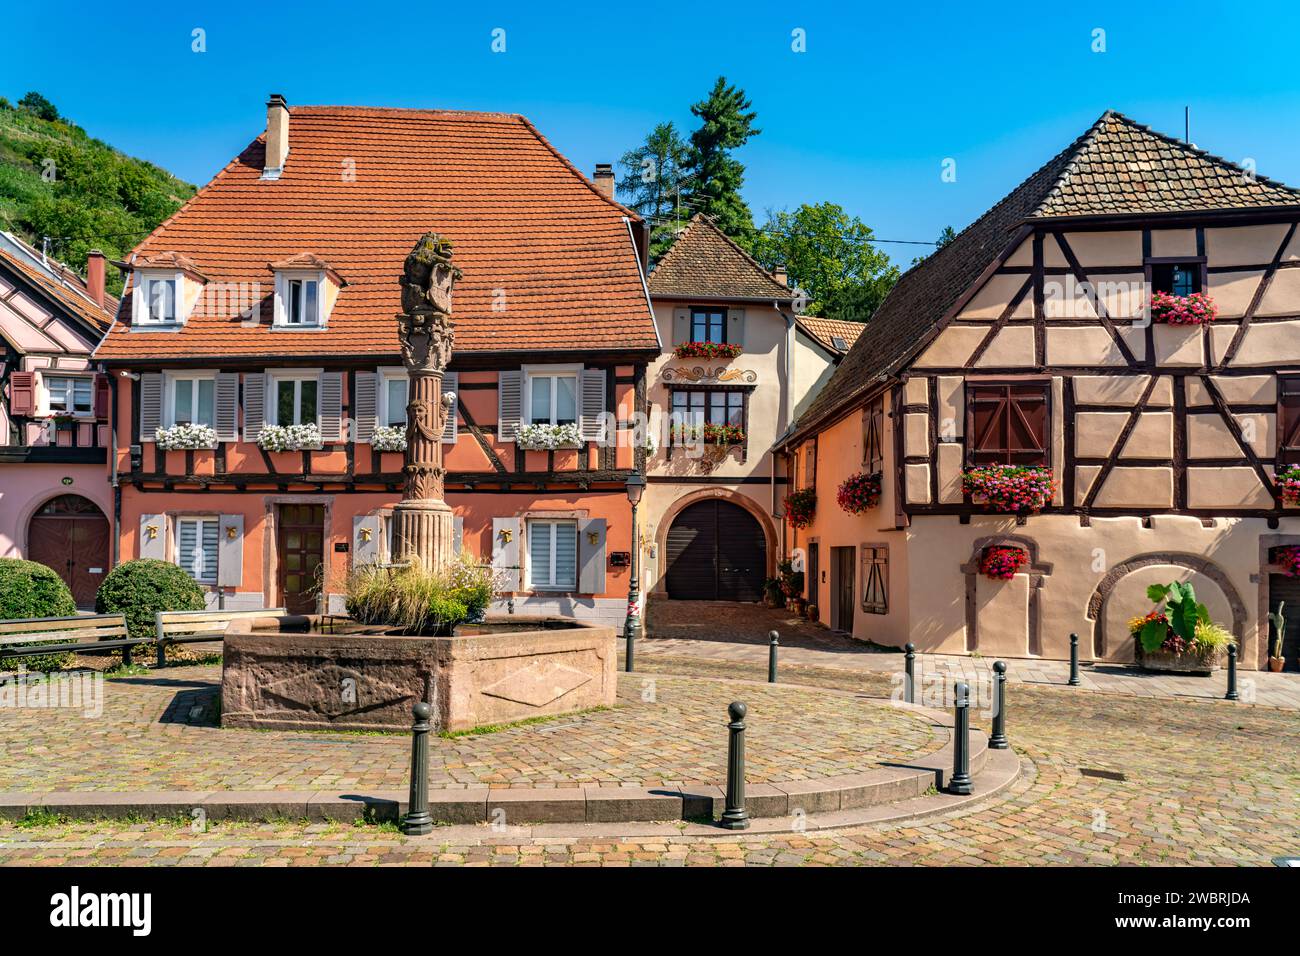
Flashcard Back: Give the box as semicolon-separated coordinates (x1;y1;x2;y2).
221;616;617;733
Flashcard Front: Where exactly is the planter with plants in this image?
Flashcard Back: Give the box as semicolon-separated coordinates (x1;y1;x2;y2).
673;341;743;360
962;464;1055;514
762;576;785;608
1267;601;1288;672
783;488;817;529
345;553;499;636
369;424;408;452
1150;291;1218;325
516;422;583;450
1129;581;1233;676
979;545;1028;580
1277;466;1300;505
836;471;882;514
257;423;322;452
154;423;218;450
777;559;804;613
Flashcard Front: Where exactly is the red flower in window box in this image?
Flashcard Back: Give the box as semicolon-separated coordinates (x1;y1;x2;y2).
836;471;882;514
783;488;816;529
671;423;745;445
1150;291;1217;326
962;465;1055;514
980;545;1028;581
673;341;743;359
1277;466;1300;504
1273;546;1300;577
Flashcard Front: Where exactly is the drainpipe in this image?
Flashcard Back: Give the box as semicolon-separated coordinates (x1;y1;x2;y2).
776;304;794;430
109;365;121;565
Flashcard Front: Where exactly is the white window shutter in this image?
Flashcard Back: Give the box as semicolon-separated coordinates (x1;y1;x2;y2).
217;514;243;587
453;515;464;554
580;369;606;442
352;513;382;565
441;371;459;443
242;373;265;443
214;373;239;442
491;516;521;590
673;307;690;345
578;517;606;595
727;308;745;348
319;372;344;441
353;372;377;444
139;513;166;560
497;370;522;442
139;373;163;440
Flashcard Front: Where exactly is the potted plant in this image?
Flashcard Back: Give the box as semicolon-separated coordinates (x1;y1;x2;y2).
1267;601;1287;672
1129;581;1233;676
762;576;785;609
980;545;1028;580
836;471;882;514
805;602;819;623
783;488;817;528
777;559;804;614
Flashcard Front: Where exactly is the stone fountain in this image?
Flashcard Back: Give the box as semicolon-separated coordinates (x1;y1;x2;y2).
220;234;617;733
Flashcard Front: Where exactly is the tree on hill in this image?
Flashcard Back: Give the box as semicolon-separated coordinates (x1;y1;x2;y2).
680;77;760;244
18;91;59;122
616;121;691;262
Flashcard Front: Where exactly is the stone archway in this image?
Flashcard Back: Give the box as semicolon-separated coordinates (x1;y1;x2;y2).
652;488;777;599
959;533;1053;656
1085;552;1248;661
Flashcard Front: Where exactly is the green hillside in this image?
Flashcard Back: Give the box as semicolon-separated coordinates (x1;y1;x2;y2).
0;91;195;296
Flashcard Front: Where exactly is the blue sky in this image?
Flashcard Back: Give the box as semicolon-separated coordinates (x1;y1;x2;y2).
5;1;1300;264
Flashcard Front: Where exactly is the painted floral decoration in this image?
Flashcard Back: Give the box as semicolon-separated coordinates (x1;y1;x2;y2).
836;471;882;514
370;424;408;452
517;422;583;450
1150;291;1217;326
154;423;217;450
1273;546;1300;577
962;465;1056;513
1277;466;1300;504
980;545;1028;580
783;488;817;529
258;422;322;452
674;341;743;360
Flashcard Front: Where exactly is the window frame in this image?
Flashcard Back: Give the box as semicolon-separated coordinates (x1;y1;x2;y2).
522;363;581;426
174;515;220;586
164;372;217;428
273;271;326;328
689;307;727;344
525;517;579;592
1277;373;1300;466
1146;256;1206;297
44;374;94;417
964;379;1051;468
267;370;323;428
377;367;410;428
133;270;184;325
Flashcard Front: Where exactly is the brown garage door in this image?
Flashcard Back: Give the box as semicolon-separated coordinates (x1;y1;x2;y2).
27;494;110;608
665;500;765;602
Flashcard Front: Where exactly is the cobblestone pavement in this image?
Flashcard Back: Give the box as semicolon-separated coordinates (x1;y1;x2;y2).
2;655;1296;866
0;669;935;792
646;599;1300;709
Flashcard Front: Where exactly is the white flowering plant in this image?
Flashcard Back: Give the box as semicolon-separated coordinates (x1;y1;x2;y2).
370;424;408;452
154;423;217;450
258;422;322;451
517;422;583;449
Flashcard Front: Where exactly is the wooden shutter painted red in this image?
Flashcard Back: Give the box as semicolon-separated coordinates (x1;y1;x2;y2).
93;373;111;419
8;371;36;416
967;383;1048;466
1279;376;1300;465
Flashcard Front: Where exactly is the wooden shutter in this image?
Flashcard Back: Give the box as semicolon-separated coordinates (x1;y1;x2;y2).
497;370;522;442
319;372;344;441
7;371;35;416
217;514;243;587
213;373;239;442
492;516;521;590
138;513;166;560
139;373;163;440
1279;376;1300;465
453;515;464;554
727;308;746;348
353;372;377;444
967;382;1049;466
579;369;606;442
242;373;265;443
352;513;382;565
92;373;111;419
578;517;606;594
672;308;690;345
441;371;458;443
861;545;888;614
863;398;884;473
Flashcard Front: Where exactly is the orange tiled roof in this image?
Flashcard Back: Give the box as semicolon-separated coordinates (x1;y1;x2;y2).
0;233;116;335
648;214;794;301
96;106;657;360
797;315;865;354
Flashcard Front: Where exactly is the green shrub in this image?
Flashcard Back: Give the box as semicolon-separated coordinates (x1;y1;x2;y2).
346;554;498;635
0;558;77;670
95;559;206;645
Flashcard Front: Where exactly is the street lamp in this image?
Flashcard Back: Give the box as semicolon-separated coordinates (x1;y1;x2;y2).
623;471;646;672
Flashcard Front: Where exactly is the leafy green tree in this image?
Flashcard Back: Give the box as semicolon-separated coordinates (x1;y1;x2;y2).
681;77;760;243
616;122;690;261
936;225;957;248
18;91;59;122
749;202;899;319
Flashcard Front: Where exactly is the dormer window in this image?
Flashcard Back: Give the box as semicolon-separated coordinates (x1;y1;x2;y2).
143;277;177;322
270;255;344;329
130;254;205;327
286;277;319;326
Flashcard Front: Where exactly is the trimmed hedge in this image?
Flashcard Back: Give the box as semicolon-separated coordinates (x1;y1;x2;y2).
0;558;77;670
95;559;206;643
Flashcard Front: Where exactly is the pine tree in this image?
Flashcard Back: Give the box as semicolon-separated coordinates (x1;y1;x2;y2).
681;77;760;243
616;122;690;262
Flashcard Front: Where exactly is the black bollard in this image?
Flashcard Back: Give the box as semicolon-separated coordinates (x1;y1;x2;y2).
1068;633;1081;686
947;681;973;795
767;630;779;683
988;661;1009;750
401;701;434;835
1224;643;1239;701
720;701;750;830
904;642;916;704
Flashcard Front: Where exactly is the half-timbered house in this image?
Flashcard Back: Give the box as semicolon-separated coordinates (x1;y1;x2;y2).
94;97;657;623
778;111;1300;670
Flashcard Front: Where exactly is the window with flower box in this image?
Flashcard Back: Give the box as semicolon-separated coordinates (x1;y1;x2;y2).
1150;260;1203;297
45;375;93;415
668;387;748;450
965;382;1049;466
167;375;215;427
691;308;726;344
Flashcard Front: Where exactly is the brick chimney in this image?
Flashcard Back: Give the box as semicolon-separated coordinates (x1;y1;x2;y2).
86;249;106;308
772;264;788;287
593;163;615;200
262;94;290;180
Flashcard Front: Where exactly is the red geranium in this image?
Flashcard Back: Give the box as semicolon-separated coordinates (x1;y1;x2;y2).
674;341;743;359
836;471;882;514
1274;546;1300;577
962;465;1056;514
1150;291;1217;326
980;545;1028;580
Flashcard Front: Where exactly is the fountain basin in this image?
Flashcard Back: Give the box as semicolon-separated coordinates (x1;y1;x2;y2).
220;615;617;733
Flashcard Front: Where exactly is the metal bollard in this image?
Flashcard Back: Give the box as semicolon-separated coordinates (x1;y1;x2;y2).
720;701;750;830
947;681;973;795
989;661;1009;750
1225;643;1239;701
1068;633;1081;686
904;642;916;704
624;619;635;673
401;702;434;835
767;630;779;683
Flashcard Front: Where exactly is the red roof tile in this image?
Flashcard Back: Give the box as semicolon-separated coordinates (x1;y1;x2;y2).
648;214;794;301
96;106;657;360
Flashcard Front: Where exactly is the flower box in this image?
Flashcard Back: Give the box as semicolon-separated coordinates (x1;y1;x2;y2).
673;341;743;360
1277;467;1300;505
962;465;1055;514
783;488;816;529
517;422;583;450
980;545;1028;580
155;423;217;450
836;471;882;514
1127;582;1233;677
258;423;322;452
370;424;407;452
1150;291;1217;326
671;423;745;446
1133;639;1220;676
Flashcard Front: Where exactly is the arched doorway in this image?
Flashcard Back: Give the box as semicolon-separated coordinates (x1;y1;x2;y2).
27;494;110;608
665;499;766;601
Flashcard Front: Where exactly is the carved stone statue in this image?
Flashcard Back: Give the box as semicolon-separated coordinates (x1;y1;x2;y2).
400;233;462;316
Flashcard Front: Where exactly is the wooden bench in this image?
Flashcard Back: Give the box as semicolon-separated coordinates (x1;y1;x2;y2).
154;608;286;666
0;614;133;666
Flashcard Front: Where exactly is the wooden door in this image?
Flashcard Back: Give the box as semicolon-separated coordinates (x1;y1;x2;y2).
277;504;325;614
831;546;855;633
665;500;765;601
27;495;110;608
806;542;819;610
